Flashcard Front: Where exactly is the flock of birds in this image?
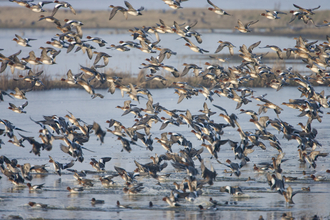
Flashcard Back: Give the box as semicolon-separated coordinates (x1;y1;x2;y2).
1;0;330;219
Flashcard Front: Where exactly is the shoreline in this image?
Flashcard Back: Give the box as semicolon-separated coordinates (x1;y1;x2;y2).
1;69;328;92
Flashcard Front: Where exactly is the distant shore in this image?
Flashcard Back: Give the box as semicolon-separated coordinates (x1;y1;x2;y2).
0;67;327;92
0;7;329;38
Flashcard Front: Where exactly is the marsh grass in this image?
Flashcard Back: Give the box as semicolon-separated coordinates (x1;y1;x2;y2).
1;63;326;92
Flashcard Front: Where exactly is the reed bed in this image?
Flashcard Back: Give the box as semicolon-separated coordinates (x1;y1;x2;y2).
1;64;327;92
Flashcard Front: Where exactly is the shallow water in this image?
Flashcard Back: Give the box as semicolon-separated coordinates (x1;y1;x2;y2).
0;87;330;220
1;1;330;219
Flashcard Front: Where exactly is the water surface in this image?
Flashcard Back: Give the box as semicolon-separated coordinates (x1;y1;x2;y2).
0;87;330;219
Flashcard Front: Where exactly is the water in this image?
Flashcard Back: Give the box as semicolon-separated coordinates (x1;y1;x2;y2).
0;87;330;219
0;28;317;77
1;1;330;219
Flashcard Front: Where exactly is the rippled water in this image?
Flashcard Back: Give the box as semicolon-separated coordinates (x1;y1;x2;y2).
0;87;330;220
1;1;330;219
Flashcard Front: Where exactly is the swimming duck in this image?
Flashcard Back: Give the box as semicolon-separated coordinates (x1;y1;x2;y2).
91;198;104;206
116;200;132;209
67;186;84;193
26;183;45;191
123;185;144;194
28;201;48;208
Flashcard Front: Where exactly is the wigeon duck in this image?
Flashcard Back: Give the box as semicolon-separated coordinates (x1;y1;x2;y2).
8;135;25;148
22;51;42;65
77;79;104;99
18;163;32;181
38;15;61;26
260;45;283;59
183;37;209;54
116;200;132;209
28;201;48;208
215;40;235;55
26;1;53;13
207;0;230;16
267;172;285;194
162;196;180;207
91;198;104;205
29;164;48;173
8;101;28;114
260;10;286;20
26;183;45;191
217;159;245;177
90;157;111;172
52;1;76;16
86;36;107;47
163;0;184;10
109;5;128;20
123;185;144;194
99;175;116;187
283;186;300;204
220;185;244;196
124;1;144;16
48;155;75;176
67;186;84;193
235;19;259;33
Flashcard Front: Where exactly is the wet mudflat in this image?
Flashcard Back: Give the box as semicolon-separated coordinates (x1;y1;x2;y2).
0;87;330;220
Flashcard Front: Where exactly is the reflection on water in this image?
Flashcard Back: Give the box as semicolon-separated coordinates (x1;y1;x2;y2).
0;87;330;219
